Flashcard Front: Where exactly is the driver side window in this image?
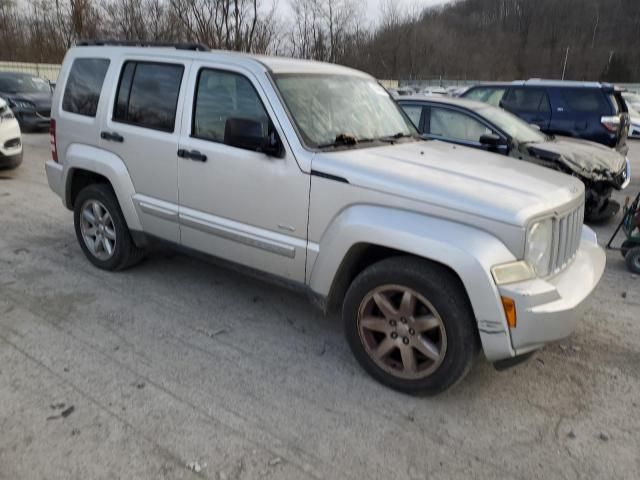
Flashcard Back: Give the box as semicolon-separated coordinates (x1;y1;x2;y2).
429;107;492;143
192;69;269;145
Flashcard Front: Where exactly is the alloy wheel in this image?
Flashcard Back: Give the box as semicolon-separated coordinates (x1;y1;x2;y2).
357;285;447;380
79;199;117;261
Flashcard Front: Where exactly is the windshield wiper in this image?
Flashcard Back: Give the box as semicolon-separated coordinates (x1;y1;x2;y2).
317;133;376;149
378;132;418;143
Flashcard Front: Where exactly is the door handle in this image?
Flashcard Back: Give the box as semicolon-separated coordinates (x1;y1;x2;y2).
177;149;207;162
100;131;124;143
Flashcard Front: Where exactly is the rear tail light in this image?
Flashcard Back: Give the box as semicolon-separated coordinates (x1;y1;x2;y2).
49;119;58;162
601;115;620;133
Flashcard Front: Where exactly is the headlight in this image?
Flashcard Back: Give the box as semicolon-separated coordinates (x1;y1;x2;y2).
0;108;14;122
525;219;553;277
9;99;35;110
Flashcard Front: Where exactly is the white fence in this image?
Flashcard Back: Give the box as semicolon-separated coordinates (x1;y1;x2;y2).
0;62;61;81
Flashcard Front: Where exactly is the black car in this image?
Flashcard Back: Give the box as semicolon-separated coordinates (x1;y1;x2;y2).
0;72;53;131
462;80;629;155
398;96;630;222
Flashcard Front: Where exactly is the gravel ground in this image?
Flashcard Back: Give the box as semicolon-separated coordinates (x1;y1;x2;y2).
0;134;639;480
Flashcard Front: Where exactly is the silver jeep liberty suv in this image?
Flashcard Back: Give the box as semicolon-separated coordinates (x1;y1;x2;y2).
46;41;605;394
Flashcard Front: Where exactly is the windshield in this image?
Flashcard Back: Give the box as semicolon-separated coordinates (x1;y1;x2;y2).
0;75;51;94
476;104;547;144
273;74;417;149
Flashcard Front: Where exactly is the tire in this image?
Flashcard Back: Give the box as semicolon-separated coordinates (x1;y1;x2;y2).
621;240;636;258
625;247;640;274
73;183;144;271
343;256;479;395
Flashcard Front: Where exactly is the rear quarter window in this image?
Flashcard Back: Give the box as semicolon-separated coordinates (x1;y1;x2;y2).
62;58;110;117
560;89;608;113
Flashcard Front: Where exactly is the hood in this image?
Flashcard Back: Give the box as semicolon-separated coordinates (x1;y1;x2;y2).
313;140;583;226
0;91;52;110
523;136;626;177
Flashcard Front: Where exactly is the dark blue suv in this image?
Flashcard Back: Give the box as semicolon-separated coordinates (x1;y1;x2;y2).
462;80;629;154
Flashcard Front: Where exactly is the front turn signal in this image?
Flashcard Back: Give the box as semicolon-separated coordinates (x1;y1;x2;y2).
501;297;517;329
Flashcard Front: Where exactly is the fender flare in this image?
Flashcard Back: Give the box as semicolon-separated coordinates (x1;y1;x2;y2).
308;205;518;361
62;144;142;231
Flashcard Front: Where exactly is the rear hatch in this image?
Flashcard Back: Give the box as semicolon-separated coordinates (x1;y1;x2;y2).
609;89;629;154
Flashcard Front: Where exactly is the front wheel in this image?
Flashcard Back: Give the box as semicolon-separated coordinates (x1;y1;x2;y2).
343;257;479;395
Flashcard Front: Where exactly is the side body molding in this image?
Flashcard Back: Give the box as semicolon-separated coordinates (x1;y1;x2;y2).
62;144;142;231
308;205;518;361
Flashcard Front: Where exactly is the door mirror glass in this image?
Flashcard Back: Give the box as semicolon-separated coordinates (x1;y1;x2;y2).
224;117;284;157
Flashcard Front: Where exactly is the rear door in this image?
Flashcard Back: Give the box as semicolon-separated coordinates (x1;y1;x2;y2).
99;56;191;243
501;87;551;130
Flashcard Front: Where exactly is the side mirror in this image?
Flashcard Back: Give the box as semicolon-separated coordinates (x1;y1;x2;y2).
224;118;284;157
529;123;541;131
479;133;505;148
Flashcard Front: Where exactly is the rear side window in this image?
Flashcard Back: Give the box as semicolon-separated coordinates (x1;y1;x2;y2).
114;61;184;132
503;88;550;112
192;69;269;144
62;58;110;117
561;89;607;113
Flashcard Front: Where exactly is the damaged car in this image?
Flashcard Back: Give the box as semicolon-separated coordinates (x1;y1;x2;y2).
398;96;631;222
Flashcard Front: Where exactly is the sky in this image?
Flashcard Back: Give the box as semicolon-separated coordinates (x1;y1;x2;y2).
277;0;453;24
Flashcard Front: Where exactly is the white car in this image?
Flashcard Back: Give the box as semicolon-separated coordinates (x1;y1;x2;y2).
626;104;640;139
0;97;22;169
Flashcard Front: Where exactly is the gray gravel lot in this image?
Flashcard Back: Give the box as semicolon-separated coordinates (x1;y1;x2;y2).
1;134;639;480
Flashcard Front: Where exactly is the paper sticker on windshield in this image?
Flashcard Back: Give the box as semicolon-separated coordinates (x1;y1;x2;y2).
32;77;47;84
368;82;390;96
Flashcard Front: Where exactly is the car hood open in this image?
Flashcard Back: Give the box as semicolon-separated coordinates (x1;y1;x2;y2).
313;140;583;227
523;136;626;178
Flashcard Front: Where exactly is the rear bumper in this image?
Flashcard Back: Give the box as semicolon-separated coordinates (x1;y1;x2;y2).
498;226;605;355
45;160;65;201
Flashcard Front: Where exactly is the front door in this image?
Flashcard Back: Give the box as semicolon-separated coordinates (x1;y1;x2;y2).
177;62;310;282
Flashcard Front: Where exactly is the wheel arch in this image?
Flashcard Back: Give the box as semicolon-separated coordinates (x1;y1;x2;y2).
308;205;518;361
62;144;142;231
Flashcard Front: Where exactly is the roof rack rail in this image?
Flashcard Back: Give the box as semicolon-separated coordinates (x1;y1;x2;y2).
76;39;209;52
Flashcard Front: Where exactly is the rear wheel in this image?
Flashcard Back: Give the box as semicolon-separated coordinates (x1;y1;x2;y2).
343;256;479;395
73;184;144;271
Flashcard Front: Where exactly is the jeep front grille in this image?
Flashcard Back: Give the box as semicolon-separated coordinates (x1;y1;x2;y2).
550;203;584;274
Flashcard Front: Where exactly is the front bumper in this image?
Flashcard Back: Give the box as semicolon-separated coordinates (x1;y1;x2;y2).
0;150;23;169
498;226;605;355
16;110;50;130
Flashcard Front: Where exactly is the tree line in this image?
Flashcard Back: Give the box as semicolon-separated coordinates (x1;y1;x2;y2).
1;0;638;81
